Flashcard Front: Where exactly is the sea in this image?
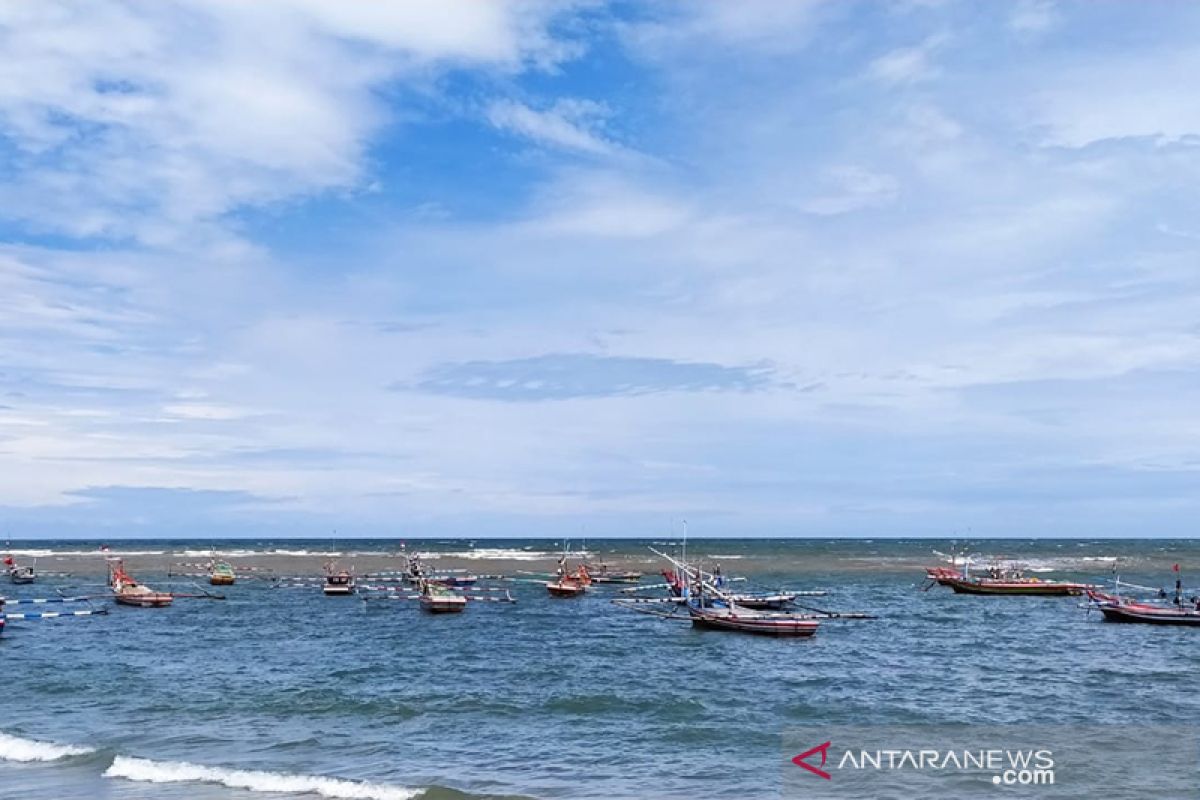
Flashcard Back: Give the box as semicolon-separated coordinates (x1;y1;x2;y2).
2;538;1198;800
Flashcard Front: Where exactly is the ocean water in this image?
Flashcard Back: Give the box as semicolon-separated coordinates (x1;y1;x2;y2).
2;538;1199;800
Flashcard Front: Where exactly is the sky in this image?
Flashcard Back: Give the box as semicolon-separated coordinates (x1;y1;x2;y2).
1;1;1199;539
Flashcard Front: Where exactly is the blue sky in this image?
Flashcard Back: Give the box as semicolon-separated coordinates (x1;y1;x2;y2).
2;1;1199;539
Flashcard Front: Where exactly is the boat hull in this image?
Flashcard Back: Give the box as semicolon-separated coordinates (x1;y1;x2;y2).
1098;605;1200;626
688;608;819;637
115;593;174;608
323;586;355;596
421;598;467;613
210;576;235;586
945;579;1085;596
546;581;586;597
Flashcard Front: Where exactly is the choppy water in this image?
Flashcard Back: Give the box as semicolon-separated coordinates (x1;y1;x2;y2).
2;538;1199;800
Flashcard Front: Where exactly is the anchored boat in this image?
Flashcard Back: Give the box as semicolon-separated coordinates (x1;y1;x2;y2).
419;580;468;613
687;601;820;637
3;551;36;584
1087;566;1200;626
109;560;175;607
209;560;236;586
926;559;1092;596
323;563;356;596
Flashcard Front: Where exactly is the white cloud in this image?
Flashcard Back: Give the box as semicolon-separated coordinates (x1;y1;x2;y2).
1009;0;1058;36
867;35;947;85
0;0;581;245
486;98;617;156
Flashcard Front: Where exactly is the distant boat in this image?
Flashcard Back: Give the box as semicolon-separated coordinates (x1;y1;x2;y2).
323;563;355;596
585;561;643;584
546;541;591;597
3;551;35;584
109;560;174;608
209;560;236;586
419;580;467;613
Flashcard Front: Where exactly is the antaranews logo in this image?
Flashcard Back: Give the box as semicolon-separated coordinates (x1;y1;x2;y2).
791;741;1055;788
791;741;832;780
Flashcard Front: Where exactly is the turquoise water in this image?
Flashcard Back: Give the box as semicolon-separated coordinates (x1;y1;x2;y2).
2;538;1199;799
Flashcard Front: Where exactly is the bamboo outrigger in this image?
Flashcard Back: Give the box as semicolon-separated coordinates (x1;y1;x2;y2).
0;595;108;636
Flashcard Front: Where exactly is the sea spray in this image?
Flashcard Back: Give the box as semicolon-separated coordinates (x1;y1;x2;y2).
104;756;421;800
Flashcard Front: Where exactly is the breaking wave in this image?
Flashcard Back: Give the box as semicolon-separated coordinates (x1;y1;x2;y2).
104;756;421;800
0;732;95;762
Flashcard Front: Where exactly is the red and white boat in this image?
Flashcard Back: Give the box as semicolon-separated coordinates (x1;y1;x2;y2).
547;565;591;597
109;560;174;608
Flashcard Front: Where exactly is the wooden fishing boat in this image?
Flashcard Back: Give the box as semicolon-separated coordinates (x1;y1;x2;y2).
323;564;355;596
419;581;467;613
109;560;174;607
1089;593;1200;626
209;560;236;586
687;602;820;637
585;561;643;584
1087;567;1200;626
546;541;591;597
943;576;1090;596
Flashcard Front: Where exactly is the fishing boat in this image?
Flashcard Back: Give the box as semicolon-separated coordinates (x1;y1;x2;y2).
419;580;468;613
108;560;175;607
584;560;643;584
323;563;356;596
545;541;592;597
687;601;820;637
927;559;1091;596
547;565;591;597
1087;566;1200;626
209;560;236;586
3;552;35;584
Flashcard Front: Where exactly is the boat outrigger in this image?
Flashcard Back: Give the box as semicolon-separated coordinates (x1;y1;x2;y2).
1087;565;1200;626
0;594;107;636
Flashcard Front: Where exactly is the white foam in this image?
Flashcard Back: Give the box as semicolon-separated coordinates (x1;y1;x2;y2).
0;732;95;762
104;756;420;800
442;548;558;561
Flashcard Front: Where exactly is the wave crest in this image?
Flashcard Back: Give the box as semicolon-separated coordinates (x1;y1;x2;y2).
0;732;95;762
104;756;420;800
